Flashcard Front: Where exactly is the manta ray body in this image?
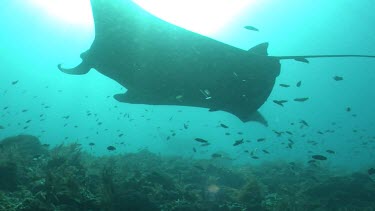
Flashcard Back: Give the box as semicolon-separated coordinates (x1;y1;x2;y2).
59;0;375;124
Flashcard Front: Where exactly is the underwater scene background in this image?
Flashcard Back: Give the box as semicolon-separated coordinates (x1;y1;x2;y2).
1;0;375;210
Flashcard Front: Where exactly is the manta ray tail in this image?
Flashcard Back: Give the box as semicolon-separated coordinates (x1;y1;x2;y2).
276;55;375;63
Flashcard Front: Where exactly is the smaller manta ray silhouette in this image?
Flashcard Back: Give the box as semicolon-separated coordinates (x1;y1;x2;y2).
58;0;375;126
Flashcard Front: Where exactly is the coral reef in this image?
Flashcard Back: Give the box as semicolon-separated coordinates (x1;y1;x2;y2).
1;135;375;211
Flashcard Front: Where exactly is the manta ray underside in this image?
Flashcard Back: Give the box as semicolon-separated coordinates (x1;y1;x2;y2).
58;0;375;125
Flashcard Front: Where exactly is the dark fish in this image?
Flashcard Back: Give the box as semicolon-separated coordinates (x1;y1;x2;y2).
194;165;205;171
11;80;19;85
312;155;327;160
107;146;116;151
219;123;229;128
333;76;343;81
368;168;375;175
225;132;231;136
193;147;196;152
42;144;50;147
22;109;28;112
279;84;290;87
62;115;70;119
273;100;288;107
308;159;316;164
251;156;259;159
272;130;283;136
294;97;309;102
326;150;335;154
211;153;222;158
118;133;124;137
300;120;309;127
296;81;302;87
89;142;95;146
257;138;266;142
0;125;4;129
262;149;270;154
244;25;259;31
195;138;208;143
184;123;189;129
346;107;351;112
201;142;210;146
233;138;244;146
285;131;293;135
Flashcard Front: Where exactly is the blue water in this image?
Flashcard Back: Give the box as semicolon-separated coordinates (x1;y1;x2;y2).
1;0;375;174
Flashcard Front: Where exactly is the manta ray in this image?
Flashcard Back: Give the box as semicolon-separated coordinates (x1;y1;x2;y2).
59;0;375;125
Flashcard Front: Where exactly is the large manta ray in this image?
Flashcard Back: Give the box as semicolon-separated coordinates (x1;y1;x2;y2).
59;0;375;125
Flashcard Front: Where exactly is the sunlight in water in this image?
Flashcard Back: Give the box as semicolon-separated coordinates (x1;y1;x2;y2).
134;0;255;35
29;0;93;27
29;0;255;35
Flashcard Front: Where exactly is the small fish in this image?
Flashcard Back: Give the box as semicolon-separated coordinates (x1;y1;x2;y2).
296;81;302;87
312;155;327;160
285;131;293;135
219;123;229;128
326;150;335;154
195;138;208;143
118;133;124;137
333;76;343;81
184;123;189;129
193;147;196;152
194;165;205;171
0;125;4;129
257;138;266;142
346;107;351;112
233;138;244;146
273;100;288;107
251;156;259;159
368;168;375;175
294;97;309;102
272;130;283;137
11;80;19;85
225;132;231;136
201;142;210;146
262;149;270;154
300;120;309;127
211;153;222;158
279;84;290;87
89;142;95;146
62;115;70;119
244;25;259;31
107;146;116;151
